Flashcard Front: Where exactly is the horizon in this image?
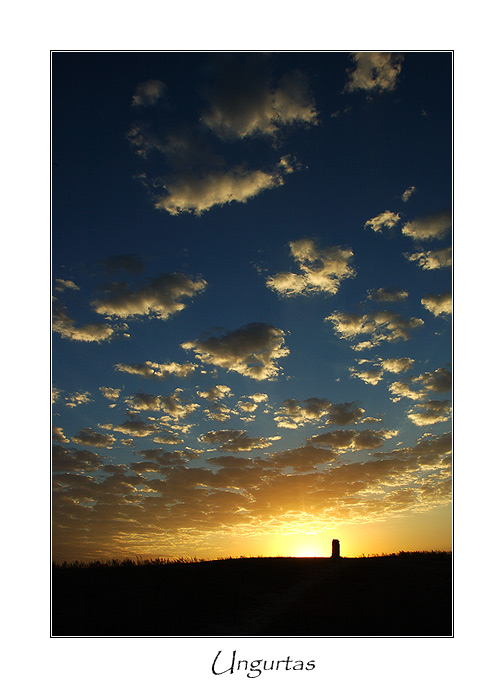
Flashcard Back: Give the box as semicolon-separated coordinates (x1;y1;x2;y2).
53;548;452;566
52;51;452;563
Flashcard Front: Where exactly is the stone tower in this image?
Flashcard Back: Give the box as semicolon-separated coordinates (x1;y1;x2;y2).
331;539;340;558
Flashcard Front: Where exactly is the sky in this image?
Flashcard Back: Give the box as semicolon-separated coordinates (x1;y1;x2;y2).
51;51;452;562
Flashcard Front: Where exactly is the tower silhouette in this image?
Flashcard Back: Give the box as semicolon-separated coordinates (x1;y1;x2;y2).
331;539;340;558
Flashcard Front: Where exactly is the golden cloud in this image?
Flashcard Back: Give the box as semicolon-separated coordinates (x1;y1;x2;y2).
345;52;404;93
92;273;207;320
182;322;289;380
267;238;355;297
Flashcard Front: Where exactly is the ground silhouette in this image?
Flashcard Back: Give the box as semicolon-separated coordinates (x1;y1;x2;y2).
52;551;452;636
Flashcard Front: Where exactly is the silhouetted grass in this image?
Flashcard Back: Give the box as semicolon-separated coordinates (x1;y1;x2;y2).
52;551;452;637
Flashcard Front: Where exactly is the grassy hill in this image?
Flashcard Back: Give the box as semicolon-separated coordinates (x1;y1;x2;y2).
51;551;452;637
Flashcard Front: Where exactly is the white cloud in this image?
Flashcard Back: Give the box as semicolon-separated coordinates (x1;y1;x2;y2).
421;292;452;316
345;53;404;92
182;322;289;381
266;238;355;297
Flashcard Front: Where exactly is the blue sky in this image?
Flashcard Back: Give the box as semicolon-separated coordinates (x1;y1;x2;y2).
52;51;452;561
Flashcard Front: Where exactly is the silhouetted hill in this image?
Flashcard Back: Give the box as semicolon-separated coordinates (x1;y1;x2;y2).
52;552;452;636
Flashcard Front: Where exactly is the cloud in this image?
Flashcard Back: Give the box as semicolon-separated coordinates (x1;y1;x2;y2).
250;393;268;404
199;428;280;452
326;402;365;426
402;208;452;241
115;360;197;379
52;444;103;474
197;385;233;401
53;426;70;444
407;400;452;426
364;210;402;233
381;357;415;373
151;431;183;445
267;445;338;472
237;400;258;413
64;391;92;407
198;386;235;421
389;380;425;402
127;124;223;168
389;366;451;402
54;279;80;292
99;386;121;401
112;419;159;437
53;300;115;343
349;366;384;386
421;292;452;316
72;428;115;448
203;401;235;422
125;391;199;420
402;186;416;202
266;238;355;297
350;357;414;386
134;448;193;468
132;79;167;106
152;159;294;216
344;52;404;93
52;429;451;560
367;287;408;302
206;455;254;469
127;58;315;217
405;246;452;270
92;273;207;320
201;66;318;140
181;322;289;380
274;398;365;429
415;367;452;393
325;310;424;349
308;427;397;451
